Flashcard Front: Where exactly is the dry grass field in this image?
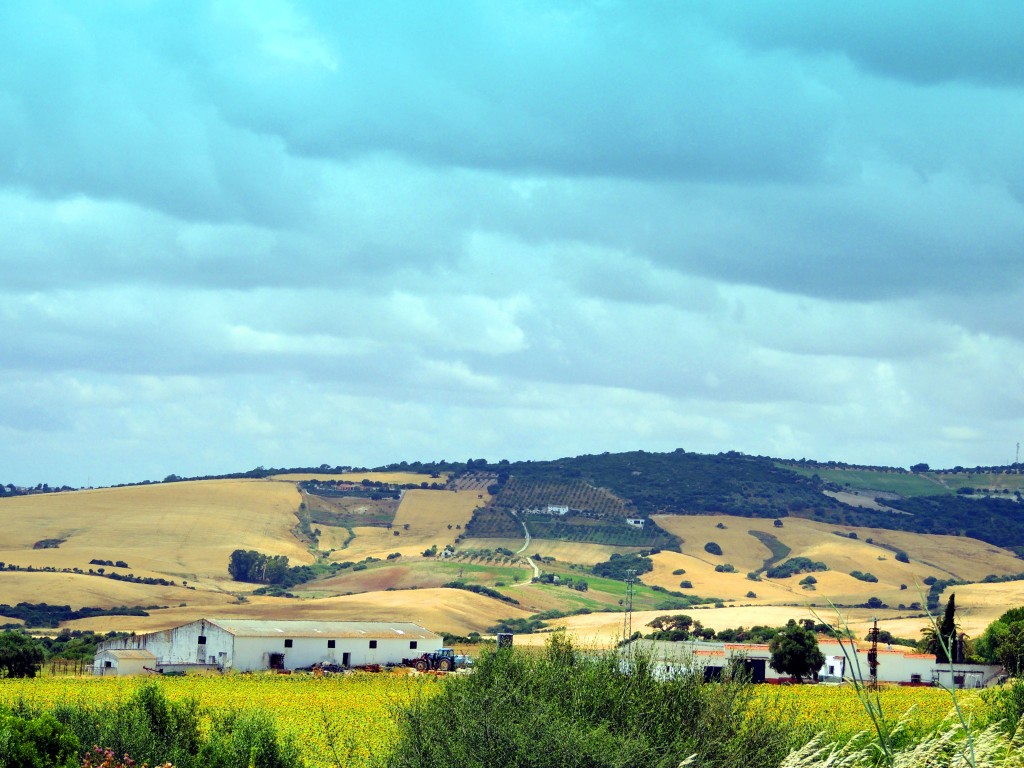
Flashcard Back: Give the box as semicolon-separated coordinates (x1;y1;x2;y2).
334;489;486;560
1;479;1021;646
0;480;307;593
508;604;952;649
651;514;1021;584
62;588;532;637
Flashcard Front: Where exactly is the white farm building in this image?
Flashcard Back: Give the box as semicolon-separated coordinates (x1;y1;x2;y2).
627;639;1004;689
97;618;442;673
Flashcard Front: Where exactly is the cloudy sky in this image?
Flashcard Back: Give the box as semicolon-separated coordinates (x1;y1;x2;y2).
3;1;1024;487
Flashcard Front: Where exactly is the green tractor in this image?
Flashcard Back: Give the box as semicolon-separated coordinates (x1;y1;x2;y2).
408;647;459;672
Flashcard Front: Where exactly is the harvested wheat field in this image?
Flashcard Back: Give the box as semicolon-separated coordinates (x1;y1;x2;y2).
64;587;531;636
0;480;308;589
646;550;800;603
511;604;934;649
651;514;1018;585
335;489;486;560
0;570;206;610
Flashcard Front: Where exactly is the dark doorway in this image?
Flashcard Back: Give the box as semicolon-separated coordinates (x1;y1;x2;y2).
269;653;285;670
342;652;351;667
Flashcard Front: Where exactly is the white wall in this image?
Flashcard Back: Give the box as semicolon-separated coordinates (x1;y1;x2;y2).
101;619;235;667
232;634;442;671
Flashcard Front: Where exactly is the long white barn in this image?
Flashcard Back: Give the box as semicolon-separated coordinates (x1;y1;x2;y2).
97;618;442;673
628;639;1004;689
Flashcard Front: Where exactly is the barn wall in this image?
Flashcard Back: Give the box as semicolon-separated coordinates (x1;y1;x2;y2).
103;619;235;667
232;635;442;671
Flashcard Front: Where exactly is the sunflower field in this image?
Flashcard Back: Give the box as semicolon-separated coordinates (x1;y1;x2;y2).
0;672;996;767
0;672;443;767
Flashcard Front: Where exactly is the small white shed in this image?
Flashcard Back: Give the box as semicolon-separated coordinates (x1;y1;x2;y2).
93;649;156;677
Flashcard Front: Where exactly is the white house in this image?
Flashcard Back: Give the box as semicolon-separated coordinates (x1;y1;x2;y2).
92;649;156;677
627;639;1003;688
625;518;645;529
98;618;443;672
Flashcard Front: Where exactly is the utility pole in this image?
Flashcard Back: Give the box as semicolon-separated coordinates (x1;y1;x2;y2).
622;569;636;646
867;618;880;688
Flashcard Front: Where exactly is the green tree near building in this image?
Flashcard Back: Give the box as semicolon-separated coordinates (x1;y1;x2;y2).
974;606;1024;674
0;630;45;678
921;593;960;663
769;619;825;682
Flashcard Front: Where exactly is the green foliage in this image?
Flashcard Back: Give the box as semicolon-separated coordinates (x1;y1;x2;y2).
975;606;1024;673
384;634;796;768
197;709;303;768
442;582;519;605
714;563;736;573
850;571;878;583
0;710;79;768
50;683;301;768
591;553;653;581
0;632;44;678
747;530;791;575
768;620;825;682
895;550;910;563
766;557;828;579
0;603;149;629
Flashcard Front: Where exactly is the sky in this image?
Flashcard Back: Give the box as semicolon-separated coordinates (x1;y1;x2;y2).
3;1;1024;487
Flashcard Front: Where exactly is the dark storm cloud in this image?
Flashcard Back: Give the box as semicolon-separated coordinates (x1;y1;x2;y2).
697;1;1024;87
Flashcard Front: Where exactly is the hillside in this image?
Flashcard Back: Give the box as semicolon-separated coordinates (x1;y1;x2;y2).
1;451;1022;645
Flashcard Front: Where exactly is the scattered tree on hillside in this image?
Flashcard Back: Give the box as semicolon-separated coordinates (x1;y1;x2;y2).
768;619;825;682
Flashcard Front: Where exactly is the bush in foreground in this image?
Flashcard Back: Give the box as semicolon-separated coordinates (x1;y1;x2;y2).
385;633;798;768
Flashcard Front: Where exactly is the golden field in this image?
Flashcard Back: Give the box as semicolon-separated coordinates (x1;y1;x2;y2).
334;489;486;561
0;673;989;766
0;480;309;590
0;477;1021;642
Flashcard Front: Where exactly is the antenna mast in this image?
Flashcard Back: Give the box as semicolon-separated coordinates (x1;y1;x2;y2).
622;569;636;644
867;618;880;689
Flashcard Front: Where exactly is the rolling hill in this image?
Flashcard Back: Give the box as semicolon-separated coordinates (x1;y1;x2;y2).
1;450;1022;646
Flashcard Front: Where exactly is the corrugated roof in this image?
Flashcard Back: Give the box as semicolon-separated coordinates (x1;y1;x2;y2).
207;619;440;640
102;649;156;660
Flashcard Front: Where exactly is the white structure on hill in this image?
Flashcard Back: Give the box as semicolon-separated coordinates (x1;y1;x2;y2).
627;639;1004;688
97;618;442;673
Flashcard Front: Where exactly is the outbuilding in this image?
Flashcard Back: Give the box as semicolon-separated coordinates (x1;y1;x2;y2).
92;648;156;677
98;618;442;672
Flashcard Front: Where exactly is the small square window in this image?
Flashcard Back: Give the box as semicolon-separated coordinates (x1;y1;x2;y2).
197;635;207;645
284;639;293;648
409;641;418;650
369;640;377;649
327;640;336;649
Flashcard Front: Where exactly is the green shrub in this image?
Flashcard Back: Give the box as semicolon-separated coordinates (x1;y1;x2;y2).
0;710;79;768
704;542;723;556
51;684;301;768
384;634;797;768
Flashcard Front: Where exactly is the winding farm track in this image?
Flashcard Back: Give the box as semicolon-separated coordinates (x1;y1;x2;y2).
513;513;541;579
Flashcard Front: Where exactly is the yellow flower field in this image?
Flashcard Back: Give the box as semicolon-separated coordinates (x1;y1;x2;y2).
0;672;442;768
0;674;991;767
751;684;984;741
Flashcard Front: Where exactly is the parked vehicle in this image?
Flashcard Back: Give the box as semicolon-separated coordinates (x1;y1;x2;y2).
405;647;460;672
